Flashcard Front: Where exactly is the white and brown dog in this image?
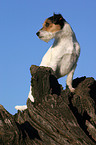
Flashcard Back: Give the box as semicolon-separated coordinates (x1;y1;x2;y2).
15;14;80;111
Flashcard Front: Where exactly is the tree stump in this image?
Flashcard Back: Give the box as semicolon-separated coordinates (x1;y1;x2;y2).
0;65;96;145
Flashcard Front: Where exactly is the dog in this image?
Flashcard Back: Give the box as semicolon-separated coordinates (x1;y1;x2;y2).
15;14;80;111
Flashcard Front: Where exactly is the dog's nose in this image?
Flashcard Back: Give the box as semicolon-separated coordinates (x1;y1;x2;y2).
36;31;40;36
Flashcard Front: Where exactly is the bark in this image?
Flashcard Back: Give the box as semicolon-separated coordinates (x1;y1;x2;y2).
0;65;96;145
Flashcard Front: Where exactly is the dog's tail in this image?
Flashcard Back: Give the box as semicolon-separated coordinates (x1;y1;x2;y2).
15;105;27;111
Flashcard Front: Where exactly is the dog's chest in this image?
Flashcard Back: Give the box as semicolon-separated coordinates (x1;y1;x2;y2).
40;39;74;67
40;34;80;78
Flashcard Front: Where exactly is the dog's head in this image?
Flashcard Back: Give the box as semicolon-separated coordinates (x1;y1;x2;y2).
36;14;66;42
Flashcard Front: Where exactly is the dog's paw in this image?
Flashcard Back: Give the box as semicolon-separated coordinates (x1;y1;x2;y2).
66;85;75;93
15;105;27;111
70;87;75;93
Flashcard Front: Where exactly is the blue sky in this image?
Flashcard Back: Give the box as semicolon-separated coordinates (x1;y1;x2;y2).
0;0;96;114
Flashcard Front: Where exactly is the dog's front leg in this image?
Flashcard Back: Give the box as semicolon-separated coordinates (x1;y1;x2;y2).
66;65;76;92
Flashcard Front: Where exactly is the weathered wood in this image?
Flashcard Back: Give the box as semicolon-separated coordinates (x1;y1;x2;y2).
0;65;96;145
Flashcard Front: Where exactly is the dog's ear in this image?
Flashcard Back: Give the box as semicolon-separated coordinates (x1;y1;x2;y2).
53;13;62;19
53;12;55;16
53;13;63;18
49;13;66;29
53;13;64;22
54;14;66;28
53;12;56;21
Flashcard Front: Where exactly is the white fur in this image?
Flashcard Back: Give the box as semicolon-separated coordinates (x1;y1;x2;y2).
15;105;27;111
15;22;80;111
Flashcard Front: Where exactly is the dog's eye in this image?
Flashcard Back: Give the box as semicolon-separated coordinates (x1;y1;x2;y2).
45;22;49;27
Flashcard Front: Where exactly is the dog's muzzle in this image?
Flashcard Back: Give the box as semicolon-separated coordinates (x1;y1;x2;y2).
36;31;40;37
36;31;43;39
36;30;54;42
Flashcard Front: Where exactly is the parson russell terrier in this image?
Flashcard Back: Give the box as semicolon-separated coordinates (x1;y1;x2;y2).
15;14;80;111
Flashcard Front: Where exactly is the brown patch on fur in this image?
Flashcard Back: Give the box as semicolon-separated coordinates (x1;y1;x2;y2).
41;18;61;33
